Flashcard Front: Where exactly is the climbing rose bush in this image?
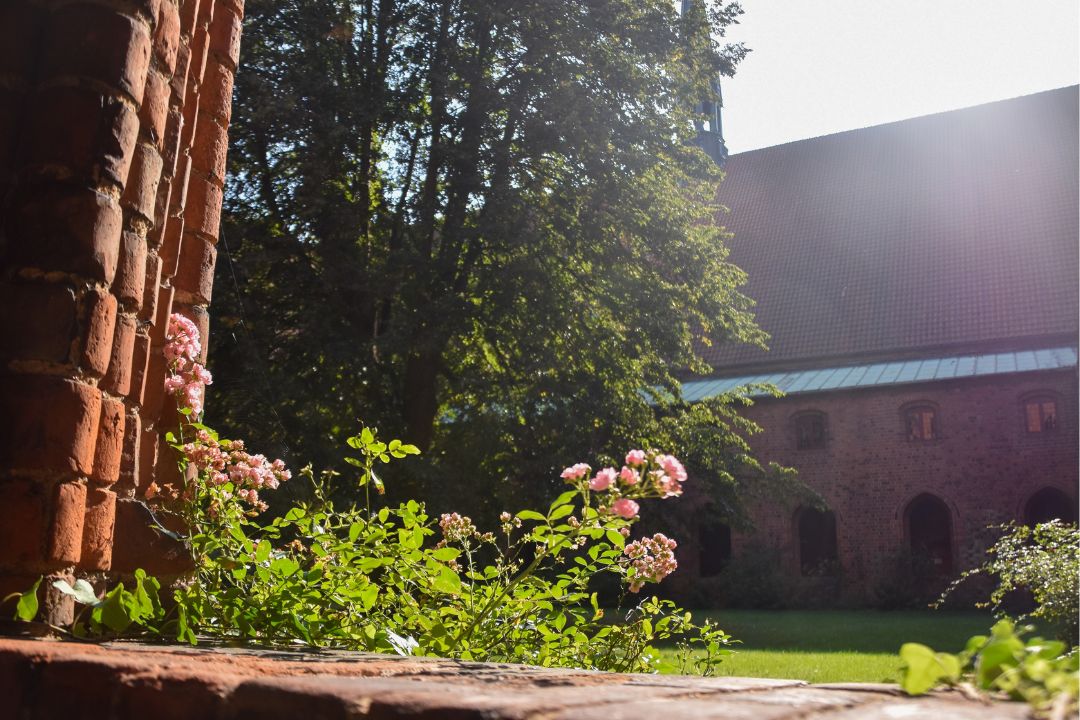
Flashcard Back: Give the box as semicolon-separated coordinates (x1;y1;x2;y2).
10;314;733;677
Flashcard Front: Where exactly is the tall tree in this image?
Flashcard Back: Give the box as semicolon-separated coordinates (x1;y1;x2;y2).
210;0;794;519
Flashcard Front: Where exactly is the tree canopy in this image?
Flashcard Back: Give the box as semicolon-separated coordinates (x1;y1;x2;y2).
209;0;795;520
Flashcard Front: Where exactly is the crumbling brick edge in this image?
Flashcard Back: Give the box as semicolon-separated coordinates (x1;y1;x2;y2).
0;637;1029;719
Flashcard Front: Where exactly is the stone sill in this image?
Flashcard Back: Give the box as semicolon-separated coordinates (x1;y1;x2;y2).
0;637;1028;719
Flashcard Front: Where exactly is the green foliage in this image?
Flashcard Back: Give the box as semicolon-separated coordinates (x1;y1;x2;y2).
900;619;1078;717
938;521;1079;643
10;422;732;676
208;0;787;528
170;426;731;671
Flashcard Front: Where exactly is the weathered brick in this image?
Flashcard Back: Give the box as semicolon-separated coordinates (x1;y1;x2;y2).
139;70;172;150
111;497;193;575
121;143;165;222
175;231;217;304
142;352;169;420
0;481;48;572
199;55;234;123
102;313;138;397
81;288;119;377
79;487;117;571
136;426;159;495
169;37;192;98
152;177;174;234
159;214;184;279
208;3;242;70
140;252;164;323
91;396;126;485
118;674;230;720
154;0;182;74
42;4;152;105
6;185;122;284
188;26;210;90
160;108;185;178
47;481;87;564
114;231;149;309
117;409;142;493
0;281;78;364
0;88;23;175
131;331;153;406
184;173;222;239
0;2;46;80
0;377;101;475
178;0;203;36
22;86;139;187
191;115;228;182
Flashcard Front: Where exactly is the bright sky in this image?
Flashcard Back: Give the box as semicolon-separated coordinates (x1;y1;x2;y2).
719;0;1080;153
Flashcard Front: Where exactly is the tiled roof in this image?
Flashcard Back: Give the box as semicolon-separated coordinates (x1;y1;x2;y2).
704;86;1079;373
681;346;1078;402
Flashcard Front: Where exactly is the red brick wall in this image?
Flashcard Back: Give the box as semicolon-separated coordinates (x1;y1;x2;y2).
0;0;242;623
704;369;1078;603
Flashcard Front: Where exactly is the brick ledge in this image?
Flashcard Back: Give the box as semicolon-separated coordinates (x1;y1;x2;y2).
0;637;1028;719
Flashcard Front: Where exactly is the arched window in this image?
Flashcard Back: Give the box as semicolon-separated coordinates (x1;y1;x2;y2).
796;507;838;575
1022;394;1059;434
1024;487;1077;526
905;493;952;575
699;521;731;577
793;411;828;450
902;403;939;441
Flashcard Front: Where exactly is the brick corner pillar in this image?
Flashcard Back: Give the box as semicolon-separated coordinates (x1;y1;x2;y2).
0;0;243;622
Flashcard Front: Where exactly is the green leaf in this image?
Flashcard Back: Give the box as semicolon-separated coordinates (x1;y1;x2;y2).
548;504;575;521
900;643;950;695
14;579;41;621
605;529;626;548
348;523;363;542
516;510;546;522
361;427;374;445
53;578;99;605
549;490;577;511
95;585;133;633
432;566;462;595
432;547;461;562
255;541;271;563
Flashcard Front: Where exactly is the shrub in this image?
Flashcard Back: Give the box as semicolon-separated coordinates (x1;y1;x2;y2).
938;521;1079;644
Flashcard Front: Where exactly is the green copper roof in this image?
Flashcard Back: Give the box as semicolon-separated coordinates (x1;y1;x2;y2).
681;346;1078;402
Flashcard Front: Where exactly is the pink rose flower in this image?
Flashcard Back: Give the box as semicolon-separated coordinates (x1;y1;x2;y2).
560;463;591;481
590;467;617;491
611;498;640;519
619;466;640;485
657;454;687;482
625;449;646;466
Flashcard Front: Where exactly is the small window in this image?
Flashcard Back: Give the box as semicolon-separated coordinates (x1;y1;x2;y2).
905;406;938;441
1024;398;1058;433
794;412;827;450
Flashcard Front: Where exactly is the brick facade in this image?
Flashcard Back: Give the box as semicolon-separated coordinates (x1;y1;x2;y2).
0;0;242;623
686;369;1078;604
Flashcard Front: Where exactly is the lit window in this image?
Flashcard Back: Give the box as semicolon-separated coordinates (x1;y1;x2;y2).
905;406;937;441
1025;399;1058;433
794;412;827;449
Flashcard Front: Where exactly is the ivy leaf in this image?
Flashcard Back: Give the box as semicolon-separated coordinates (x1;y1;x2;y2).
14;579;41;621
95;585;133;633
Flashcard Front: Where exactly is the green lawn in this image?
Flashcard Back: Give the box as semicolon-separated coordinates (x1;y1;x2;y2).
660;609;995;683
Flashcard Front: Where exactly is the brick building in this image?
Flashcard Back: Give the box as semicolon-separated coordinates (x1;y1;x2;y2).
685;86;1079;604
0;0;244;624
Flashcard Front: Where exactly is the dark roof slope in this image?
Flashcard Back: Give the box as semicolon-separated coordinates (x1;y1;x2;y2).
705;86;1079;373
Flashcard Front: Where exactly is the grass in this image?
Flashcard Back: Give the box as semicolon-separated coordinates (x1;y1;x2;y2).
660;609;995;683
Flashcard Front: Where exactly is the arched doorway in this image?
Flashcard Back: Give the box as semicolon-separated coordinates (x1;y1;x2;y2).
796;507;838;575
1023;488;1077;526
905;494;953;575
699;522;731;577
